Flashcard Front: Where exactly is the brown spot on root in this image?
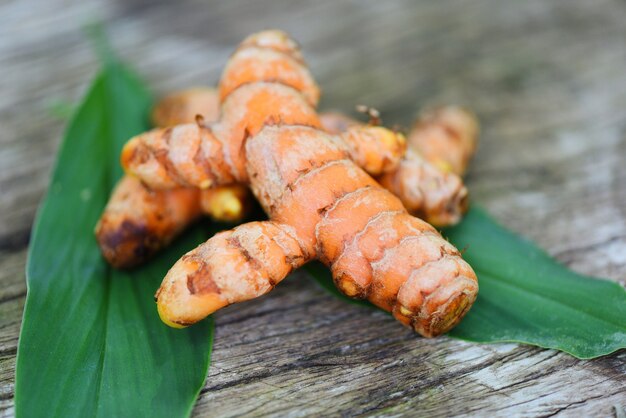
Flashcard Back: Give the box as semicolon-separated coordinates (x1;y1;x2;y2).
186;261;221;295
455;187;470;215
227;236;264;271
194;127;222;186
239;127;252;161
154;148;186;186
317;203;333;215
284;254;305;269
170;319;196;327
263;113;284;127
102;219;144;248
98;219;161;268
130;143;151;165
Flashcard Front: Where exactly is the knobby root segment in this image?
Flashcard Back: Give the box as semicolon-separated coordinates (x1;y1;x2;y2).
378;149;469;227
96;89;251;269
100;50;479;269
95;176;203;268
409;106;479;177
151;88;252;223
379;105;478;226
321;110;474;227
146;30;478;338
156;221;306;327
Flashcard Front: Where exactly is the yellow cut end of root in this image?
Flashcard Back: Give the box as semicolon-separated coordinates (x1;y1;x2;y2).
211;190;243;221
157;302;187;329
340;279;359;297
399;306;413;317
199;179;213;189
371;127;403;149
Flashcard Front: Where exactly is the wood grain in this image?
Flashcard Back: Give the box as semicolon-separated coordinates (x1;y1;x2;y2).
1;0;625;416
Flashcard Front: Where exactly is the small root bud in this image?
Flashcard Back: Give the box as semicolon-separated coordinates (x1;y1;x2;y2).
356;104;381;126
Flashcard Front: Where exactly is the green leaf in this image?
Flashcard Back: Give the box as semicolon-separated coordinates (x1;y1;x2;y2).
16;61;214;417
306;207;626;359
445;207;626;358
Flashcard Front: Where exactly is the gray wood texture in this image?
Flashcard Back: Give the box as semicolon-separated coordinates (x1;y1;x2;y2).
1;0;625;416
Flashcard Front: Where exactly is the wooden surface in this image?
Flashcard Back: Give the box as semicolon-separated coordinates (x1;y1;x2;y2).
1;0;626;416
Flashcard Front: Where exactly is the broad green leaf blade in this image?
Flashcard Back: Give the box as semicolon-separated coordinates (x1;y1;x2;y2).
445;207;626;359
306;207;626;359
16;62;214;418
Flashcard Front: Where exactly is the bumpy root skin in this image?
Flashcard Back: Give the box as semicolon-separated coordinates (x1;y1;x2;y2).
321;112;406;175
95;176;202;268
151;89;252;223
393;255;478;336
339;126;406;175
143;30;478;337
156;221;306;327
319;190;477;336
98;89;251;268
378;150;469;227
323;112;470;227
121;120;236;190
409;106;479;176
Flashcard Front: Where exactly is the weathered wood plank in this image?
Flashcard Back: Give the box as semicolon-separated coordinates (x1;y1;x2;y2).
0;250;27;418
1;0;625;416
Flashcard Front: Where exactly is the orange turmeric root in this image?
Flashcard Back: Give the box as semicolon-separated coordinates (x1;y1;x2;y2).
95;176;202;268
98;89;404;268
408;106;479;176
377;150;468;227
96;179;251;268
96;90;251;268
163;91;484;179
100;93;476;267
151;89;252;223
145;30;478;337
378;107;478;224
321;111;471;226
322;107;479;177
131;87;470;226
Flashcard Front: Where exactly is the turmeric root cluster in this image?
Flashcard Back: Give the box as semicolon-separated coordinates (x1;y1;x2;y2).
96;30;480;337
